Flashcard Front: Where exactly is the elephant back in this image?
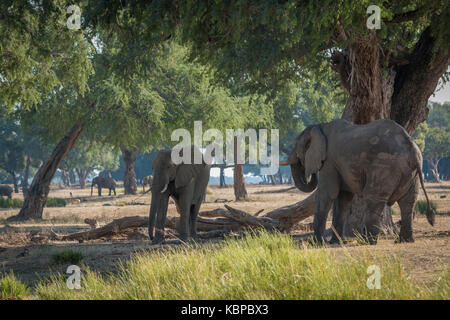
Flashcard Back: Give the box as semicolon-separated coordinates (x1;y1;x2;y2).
0;185;13;196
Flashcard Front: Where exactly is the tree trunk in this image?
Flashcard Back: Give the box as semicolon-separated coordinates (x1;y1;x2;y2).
10;171;19;193
121;147;137;195
76;168;88;189
22;155;31;196
428;158;441;183
219;166;226;187
233;137;248;201
8;122;84;221
69;170;77;185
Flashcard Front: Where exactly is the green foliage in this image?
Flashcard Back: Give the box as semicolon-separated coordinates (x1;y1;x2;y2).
46;198;67;208
0;0;93;111
0;197;24;208
424;128;450;161
36;232;448;299
51;250;84;265
0;273;30;300
414;200;437;214
0;197;65;208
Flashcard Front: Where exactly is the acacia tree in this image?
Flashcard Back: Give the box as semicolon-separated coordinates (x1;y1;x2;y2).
423;128;450;182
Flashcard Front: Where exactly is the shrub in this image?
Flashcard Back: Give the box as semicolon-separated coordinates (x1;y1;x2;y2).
0;197;24;208
46;197;67;207
0;273;30;300
51;250;84;265
414;200;437;215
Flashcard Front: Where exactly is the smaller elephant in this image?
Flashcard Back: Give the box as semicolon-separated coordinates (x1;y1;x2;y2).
0;185;13;199
91;176;117;196
142;175;153;192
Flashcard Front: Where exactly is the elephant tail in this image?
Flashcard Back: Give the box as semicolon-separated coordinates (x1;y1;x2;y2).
417;169;435;226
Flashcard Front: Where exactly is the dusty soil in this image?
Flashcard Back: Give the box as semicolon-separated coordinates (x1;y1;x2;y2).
0;182;449;287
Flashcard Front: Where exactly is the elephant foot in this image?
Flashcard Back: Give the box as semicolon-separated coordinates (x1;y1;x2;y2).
397;234;414;243
151;237;165;245
366;235;378;245
328;236;342;245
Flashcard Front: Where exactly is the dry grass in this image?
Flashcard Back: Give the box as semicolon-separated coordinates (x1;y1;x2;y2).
0;181;449;296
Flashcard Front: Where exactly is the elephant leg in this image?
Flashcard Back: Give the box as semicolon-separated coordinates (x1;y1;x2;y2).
153;193;169;244
363;196;388;245
189;202;201;240
313;192;334;244
98;186;101;196
397;181;418;243
109;188;111;196
113;188;116;196
330;191;354;244
178;190;194;242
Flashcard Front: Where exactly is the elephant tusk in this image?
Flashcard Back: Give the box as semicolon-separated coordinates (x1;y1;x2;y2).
160;183;168;193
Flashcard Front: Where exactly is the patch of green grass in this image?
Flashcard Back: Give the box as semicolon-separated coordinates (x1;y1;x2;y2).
35;232;449;300
46;197;67;207
51;250;84;265
0;197;24;208
0;273;30;300
414;200;437;214
0;197;66;208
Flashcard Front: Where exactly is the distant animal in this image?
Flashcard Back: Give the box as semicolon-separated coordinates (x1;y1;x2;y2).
0;185;13;199
281;119;435;245
142;175;153;192
91;176;117;196
149;146;211;244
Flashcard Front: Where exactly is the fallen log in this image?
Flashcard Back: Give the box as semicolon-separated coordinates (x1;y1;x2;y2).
50;193;316;241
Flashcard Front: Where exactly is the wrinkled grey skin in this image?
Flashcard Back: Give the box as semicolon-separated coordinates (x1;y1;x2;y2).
149;147;211;244
0;185;13;199
288;119;435;245
142;175;153;192
91;176;117;196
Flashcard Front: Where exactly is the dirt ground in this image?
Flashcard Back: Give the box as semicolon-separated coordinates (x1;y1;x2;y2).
0;182;449;287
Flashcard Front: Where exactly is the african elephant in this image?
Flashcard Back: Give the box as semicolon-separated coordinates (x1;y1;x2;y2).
149;146;211;244
0;185;13;199
282;119;435;245
91;176;117;196
142;175;153;192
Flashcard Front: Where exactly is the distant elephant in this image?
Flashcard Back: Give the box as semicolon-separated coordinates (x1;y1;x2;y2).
0;185;13;199
281;119;435;245
142;175;153;192
149;146;211;244
91;176;117;196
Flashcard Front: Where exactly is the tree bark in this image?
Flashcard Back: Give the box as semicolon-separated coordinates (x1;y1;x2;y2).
233;137;248;201
121;147;137;195
8;122;84;221
10;171;19;193
428;158;441;183
76;168;89;189
22;155;31;196
219;166;226;187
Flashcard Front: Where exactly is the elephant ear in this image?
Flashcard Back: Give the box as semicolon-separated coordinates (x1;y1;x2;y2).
175;164;201;189
304;126;327;181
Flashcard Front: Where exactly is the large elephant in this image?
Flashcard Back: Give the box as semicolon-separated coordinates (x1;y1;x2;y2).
149;146;211;244
0;185;13;199
282;119;435;244
142;175;153;192
91;176;117;196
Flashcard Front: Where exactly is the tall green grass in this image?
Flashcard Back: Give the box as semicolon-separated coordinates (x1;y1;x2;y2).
0;273;30;300
35;232;449;300
0;197;66;208
414;200;437;214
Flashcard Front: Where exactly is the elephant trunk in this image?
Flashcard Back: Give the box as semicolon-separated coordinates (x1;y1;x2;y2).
288;151;318;193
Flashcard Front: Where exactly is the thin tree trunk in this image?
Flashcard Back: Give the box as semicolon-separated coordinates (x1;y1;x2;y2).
121;148;137;195
10;171;19;193
428;158;441;183
69;170;76;185
8;122;84;221
76;168;88;189
22;155;31;196
233;137;248;201
219;166;226;187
